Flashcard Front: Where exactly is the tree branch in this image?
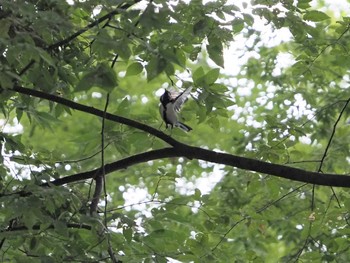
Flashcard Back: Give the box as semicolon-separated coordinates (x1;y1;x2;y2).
12;86;350;190
318;97;350;172
47;1;141;51
11;85;350;188
47;146;350;188
16;1;141;78
0;223;92;235
314;97;350;210
90;94;110;215
12;85;181;147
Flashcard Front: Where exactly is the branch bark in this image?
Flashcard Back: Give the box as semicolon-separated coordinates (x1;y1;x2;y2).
12;85;180;147
0;223;92;235
47;146;350;188
12;85;350;188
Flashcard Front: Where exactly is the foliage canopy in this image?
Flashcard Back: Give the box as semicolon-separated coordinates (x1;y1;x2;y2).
1;0;350;262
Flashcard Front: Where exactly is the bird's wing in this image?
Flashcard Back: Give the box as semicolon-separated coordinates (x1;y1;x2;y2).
173;87;192;112
159;103;165;118
169;92;179;100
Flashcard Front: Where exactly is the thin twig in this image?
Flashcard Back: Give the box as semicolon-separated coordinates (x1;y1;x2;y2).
48;2;140;51
0;223;92;233
110;2;143;69
102;94;109;221
301;24;350;76
55;143;111;164
274;99;347;150
290;223;313;262
18;60;36;76
209;217;247;254
15;1;141;77
107;199;212;219
256;183;308;213
102;94;118;263
313;97;350;210
317;97;350;172
311;184;316;211
90;94;110;215
208;183;308;258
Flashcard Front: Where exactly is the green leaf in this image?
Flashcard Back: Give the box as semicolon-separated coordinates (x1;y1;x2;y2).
115;39;131;60
0;18;11;38
76;64;117;92
205;68;220;85
204;220;215;230
36;48;55;66
123;227;133;243
146;57;166;81
207;116;220;129
232;18;245;33
33;111;61;129
303;10;330;22
0;72;13;89
223;4;240;14
193;67;205;86
193;19;207;36
297;0;311;9
207;36;224;67
291;60;308;75
216;10;225;20
243;13;254;26
126;62;143;76
175;49;186;67
194;188;202;200
190;46;201;61
117;97;131;115
23;212;37;230
209;83;228;92
53;220;68;237
165;62;175;75
29;237;37;250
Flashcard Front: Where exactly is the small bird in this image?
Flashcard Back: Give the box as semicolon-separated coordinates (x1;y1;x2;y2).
159;87;193;132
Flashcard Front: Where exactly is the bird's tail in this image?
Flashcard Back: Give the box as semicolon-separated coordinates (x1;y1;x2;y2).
176;122;192;132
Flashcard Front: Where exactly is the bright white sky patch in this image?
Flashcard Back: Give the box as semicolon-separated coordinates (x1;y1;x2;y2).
92;92;102;98
0;119;23;134
123;186;152;216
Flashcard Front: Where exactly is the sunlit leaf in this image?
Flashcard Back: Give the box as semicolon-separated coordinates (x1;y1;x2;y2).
193;66;205;85
303;10;330;22
205;68;220;85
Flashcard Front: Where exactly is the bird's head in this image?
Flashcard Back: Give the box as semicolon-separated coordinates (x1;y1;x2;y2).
160;90;171;105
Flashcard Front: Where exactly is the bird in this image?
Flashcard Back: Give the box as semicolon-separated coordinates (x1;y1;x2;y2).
159;87;193;132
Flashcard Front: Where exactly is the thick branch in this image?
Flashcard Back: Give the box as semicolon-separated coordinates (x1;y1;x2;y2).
45;149;175;186
48;146;350;188
11;86;350;188
12;85;180;147
0;223;91;235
